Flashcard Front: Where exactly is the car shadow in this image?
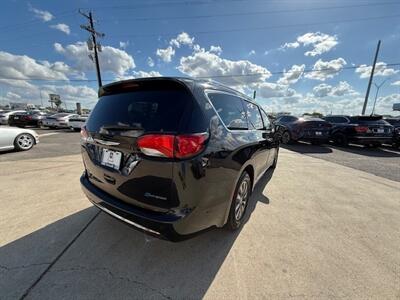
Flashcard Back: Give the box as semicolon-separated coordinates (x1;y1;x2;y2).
281;142;333;154
0;169;274;299
329;143;400;158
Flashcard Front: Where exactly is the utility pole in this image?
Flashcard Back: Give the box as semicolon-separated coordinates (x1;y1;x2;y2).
362;40;381;115
253;90;256;99
79;10;105;88
371;78;389;115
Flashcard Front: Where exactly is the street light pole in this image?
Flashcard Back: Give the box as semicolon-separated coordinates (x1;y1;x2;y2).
371;79;388;115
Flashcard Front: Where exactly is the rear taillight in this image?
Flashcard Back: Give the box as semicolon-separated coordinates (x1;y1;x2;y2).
175;133;208;159
137;134;175;158
137;133;208;159
355;126;369;133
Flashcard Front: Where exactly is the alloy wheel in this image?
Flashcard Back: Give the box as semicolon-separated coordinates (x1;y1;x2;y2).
17;134;34;150
234;179;249;221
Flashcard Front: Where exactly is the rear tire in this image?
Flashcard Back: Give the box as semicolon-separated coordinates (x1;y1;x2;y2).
225;172;252;231
332;133;348;146
281;131;292;144
14;133;35;151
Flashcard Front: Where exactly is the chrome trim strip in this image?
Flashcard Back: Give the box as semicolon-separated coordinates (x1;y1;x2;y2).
94;138;120;146
93;203;161;235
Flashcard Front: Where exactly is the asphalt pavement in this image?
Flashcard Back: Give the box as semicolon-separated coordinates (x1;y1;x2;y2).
282;142;400;182
1;144;399;299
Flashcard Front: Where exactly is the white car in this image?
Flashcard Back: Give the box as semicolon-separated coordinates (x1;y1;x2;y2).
0;127;39;152
69;115;88;131
42;113;79;129
0;110;26;125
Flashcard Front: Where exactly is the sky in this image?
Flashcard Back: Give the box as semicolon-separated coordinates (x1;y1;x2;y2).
0;0;399;115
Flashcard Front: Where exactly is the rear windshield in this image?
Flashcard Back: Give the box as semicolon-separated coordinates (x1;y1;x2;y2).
86;90;189;133
349;116;390;125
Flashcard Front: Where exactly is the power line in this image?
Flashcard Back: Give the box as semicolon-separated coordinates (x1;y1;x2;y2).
114;14;400;38
1;11;397;44
101;2;400;23
0;63;399;82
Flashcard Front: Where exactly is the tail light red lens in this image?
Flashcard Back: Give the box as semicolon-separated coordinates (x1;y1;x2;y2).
355;126;369;133
137;133;208;159
137;134;175;158
175;133;209;159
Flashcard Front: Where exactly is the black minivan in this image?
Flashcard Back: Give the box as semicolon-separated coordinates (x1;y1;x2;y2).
80;77;280;241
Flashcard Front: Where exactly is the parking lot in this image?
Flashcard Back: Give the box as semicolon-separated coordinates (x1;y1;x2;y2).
1;129;400;299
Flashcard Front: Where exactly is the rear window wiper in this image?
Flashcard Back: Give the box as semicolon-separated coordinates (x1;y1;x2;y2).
101;124;144;131
227;126;248;130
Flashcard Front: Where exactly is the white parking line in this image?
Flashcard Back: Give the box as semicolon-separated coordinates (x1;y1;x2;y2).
38;133;60;137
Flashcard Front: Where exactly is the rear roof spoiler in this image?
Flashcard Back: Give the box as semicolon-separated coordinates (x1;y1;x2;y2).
98;77;194;97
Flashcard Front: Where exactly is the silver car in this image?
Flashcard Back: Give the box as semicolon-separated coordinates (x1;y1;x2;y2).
0;127;39;152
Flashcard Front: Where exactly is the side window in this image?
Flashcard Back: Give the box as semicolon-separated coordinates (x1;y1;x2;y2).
208;93;248;130
244;101;264;130
260;108;271;129
338;117;349;123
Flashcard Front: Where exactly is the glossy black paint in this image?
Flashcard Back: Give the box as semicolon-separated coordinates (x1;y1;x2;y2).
384;118;400;147
274;115;331;143
323;115;394;146
8;111;47;127
80;77;280;241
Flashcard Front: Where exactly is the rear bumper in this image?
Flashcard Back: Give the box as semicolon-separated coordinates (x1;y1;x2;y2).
350;136;393;144
80;172;194;242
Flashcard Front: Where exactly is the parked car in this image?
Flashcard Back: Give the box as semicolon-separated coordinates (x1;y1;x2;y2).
323;115;393;147
8;111;48;128
42;113;79;129
0;127;39;152
69;115;88;131
79;77;280;241
384;117;400;148
273;115;331;144
0;110;26;125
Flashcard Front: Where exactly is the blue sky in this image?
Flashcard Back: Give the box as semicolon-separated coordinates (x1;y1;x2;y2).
0;0;399;114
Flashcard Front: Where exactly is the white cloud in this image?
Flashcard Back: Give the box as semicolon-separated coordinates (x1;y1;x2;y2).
277;64;305;85
254;82;297;98
178;50;271;87
209;45;222;55
156;46;175;63
170;32;194;48
355;62;399;79
248;50;256;56
29;5;54;22
50;23;70;35
280;42;300;50
132;70;162;78
147;57;155;67
297;32;338;56
391;80;400;86
280;32;338;56
119;41;129;49
305;58;347;81
331;81;357;97
0;51;74;81
54;42;135;76
312;83;332;97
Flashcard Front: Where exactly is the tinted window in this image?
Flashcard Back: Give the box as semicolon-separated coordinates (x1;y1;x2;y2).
86;90;189;132
349;116;390;125
244;101;263;130
279;116;297;122
208;93;247;130
260;109;271;129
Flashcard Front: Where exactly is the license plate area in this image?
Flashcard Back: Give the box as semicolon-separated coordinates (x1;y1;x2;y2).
101;148;122;170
